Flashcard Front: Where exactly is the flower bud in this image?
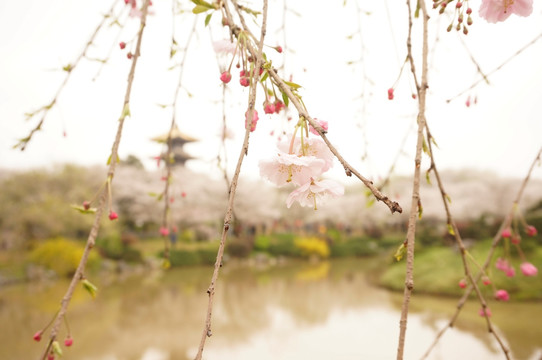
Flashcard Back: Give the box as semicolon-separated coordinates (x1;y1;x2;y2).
33;331;42;342
387;88;394;100
495;289;510;301
526;225;537;237
64;336;73;347
220;71;232;84
119;42;126;50
108;211;119;221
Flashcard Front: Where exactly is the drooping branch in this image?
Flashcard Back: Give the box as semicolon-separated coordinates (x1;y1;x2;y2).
193;0;268;358
396;0;429;359
420;124;511;359
15;0;121;151
447;31;542;102
421;145;542;359
38;2;152;359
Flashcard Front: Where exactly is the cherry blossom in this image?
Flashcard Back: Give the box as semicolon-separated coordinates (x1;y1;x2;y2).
520;262;538;276
479;0;533;23
495;289;510;301
278;136;334;172
286;178;344;209
259;151;326;187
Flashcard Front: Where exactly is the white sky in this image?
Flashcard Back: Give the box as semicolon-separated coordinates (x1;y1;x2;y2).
1;0;541;184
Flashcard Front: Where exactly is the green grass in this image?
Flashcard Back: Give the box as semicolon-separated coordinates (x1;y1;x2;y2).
378;239;542;300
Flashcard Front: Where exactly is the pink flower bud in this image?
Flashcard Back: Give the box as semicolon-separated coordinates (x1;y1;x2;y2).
264;102;276;114
33;331;42;342
520;262;538;276
309;119;329;136
387;88;394;100
478;307;492;317
127;53;133;60
181;192;187;198
456;2;462;8
64;336;73;347
159;227;169;237
505;267;515;277
458;279;467;289
482;276;491;286
220;71;232;84
119;42;126;50
240;76;250;87
274;100;285;113
526;225;537;237
495;289;510;301
511;235;521;245
48;354;55;360
245;110;259;132
466;7;472;14
501;228;511;238
108;211;118;221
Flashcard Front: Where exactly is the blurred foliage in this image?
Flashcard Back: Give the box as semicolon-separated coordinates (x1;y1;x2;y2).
226;237;253;258
28;238;100;277
267;233;300;257
95;233;143;263
294;237;330;259
0;165;117;249
330;236;379;257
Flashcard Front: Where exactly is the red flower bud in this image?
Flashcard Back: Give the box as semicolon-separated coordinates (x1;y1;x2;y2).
458;279;467;289
220;71;232;84
108;211;118;221
387;88;394;100
83;201;90;210
33;331;42;342
119;42;126;50
64;336;73;347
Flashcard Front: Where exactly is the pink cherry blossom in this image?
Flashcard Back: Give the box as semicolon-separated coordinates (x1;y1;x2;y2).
286;179;344;209
279;136;334;172
495;289;510;301
212;40;236;54
479;0;533;23
520;262;538;276
505;266;516;277
525;225;537;237
495;257;510;271
309;119;329;136
259;151;326;187
245;110;259;132
264;102;276;114
501;227;511;238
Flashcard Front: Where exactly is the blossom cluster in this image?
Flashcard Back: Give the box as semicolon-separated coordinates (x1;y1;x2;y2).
259;121;344;209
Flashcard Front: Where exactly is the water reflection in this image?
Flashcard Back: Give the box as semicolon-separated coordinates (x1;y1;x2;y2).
1;259;541;360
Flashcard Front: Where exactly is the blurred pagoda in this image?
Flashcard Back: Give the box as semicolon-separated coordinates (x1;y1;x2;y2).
151;125;198;166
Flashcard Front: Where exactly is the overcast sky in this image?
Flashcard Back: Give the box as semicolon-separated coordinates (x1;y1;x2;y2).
1;0;541;184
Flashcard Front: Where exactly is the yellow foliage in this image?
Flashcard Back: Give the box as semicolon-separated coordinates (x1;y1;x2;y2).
28;238;99;277
294;237;330;259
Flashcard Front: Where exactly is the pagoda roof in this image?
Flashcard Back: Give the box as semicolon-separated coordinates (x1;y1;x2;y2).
151;125;198;144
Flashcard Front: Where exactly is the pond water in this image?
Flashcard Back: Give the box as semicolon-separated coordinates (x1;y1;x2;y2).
1;258;541;360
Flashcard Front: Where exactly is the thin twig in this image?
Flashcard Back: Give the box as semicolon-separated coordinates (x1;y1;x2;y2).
193;0;268;358
421;145;542;359
39;2;151;359
447;32;542;102
396;0;429;359
160;15;198;261
421;124;511;359
15;0;120;151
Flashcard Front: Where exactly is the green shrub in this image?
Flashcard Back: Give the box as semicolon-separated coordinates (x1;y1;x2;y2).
330;237;378;257
198;247;219;265
96;235;143;263
254;235;271;251
169;250;201;266
28;238;99;277
227;238;252;258
268;234;300;257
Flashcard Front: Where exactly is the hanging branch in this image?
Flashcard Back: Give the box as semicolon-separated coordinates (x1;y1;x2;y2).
396;0;429;359
38;2;151;359
447;31;542;102
193;0;268;358
159;15;199;264
422;124;511;359
14;0;120;151
421;145;542;359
